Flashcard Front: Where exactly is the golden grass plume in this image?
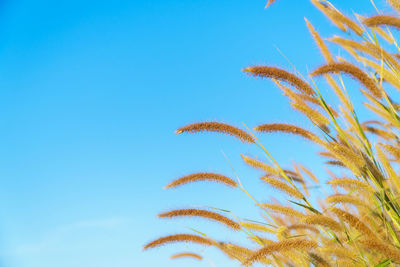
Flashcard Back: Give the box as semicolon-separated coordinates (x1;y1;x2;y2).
310;62;382;99
176;121;255;143
301;214;342;231
158;208;241;230
143;234;212;250
259;203;305;218
363;15;400;29
254;123;319;141
261;177;304;199
244;239;318;266
164;172;237;189
170;252;203;260
243;66;314;95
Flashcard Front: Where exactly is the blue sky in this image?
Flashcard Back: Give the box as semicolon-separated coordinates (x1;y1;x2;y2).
0;0;384;266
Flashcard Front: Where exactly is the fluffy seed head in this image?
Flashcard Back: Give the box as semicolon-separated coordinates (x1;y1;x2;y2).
176;122;255;143
158;208;241;230
318;246;356;259
290;102;330;127
330;207;375;237
310;62;382;99
170;252;203;261
388;0;400;14
265;0;276;8
285;224;319;234
382;143;400;159
311;0;363;35
325;160;345;167
309;252;331;267
363;15;400;29
305;18;334;63
164;172;237;189
243;66;314;95
259;203;305;218
245;239;318;265
301;214;342;231
299;164;320;184
241;222;276;233
328;36;400;70
360;239;400;263
254;123;319;141
327;178;374;192
242;155;302;183
262;177;304;199
326;194;366;207
143;234;212;250
362;126;396;140
241;155;276;173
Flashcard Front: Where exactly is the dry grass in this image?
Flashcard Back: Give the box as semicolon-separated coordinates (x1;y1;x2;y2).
170;252;203;260
176;121;255;143
144;0;400;265
158;208;241;230
164;172;237;189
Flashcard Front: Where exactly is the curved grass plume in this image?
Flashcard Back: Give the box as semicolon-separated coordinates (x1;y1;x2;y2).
254;123;318;141
310;61;382;98
243;66;314;95
143;234;212;250
158;208;240;230
164;172;237;189
176;121;255;143
363;15;400;29
170;252;203;261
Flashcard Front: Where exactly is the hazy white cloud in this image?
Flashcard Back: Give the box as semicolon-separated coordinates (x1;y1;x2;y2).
6;217;131;256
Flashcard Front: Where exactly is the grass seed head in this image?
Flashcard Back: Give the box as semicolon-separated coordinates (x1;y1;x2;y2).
310;62;382;99
363;15;400;29
143;234;212;250
330;207;376;238
262;177;304;199
254;123;319;142
243;66;314;95
245;239;318;266
360;239;400;263
158;208;241;230
164;172;237;189
259;203;305;218
301;214;342;231
305;18;334;63
176;122;255;143
170;252;203;260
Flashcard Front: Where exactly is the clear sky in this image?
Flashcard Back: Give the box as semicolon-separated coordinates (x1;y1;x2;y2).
0;0;384;266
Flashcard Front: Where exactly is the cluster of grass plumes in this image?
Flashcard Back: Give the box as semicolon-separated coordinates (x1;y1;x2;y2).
144;0;400;265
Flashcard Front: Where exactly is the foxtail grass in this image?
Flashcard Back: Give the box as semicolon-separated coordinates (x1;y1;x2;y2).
145;1;400;265
176;122;255;143
164;172;237;189
144;234;212;250
170;252;203;260
158;208;241;230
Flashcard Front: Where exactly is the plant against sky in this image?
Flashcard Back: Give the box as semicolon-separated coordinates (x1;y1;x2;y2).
145;0;400;265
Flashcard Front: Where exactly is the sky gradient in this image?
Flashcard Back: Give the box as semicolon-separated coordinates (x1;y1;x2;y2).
0;0;384;266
